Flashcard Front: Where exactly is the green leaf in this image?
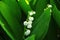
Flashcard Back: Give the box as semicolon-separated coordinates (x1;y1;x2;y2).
0;20;14;40
25;35;35;40
30;0;37;6
50;0;55;5
31;7;51;40
18;0;32;14
30;0;48;11
0;1;23;40
2;0;21;22
33;0;49;21
43;16;57;40
53;4;60;28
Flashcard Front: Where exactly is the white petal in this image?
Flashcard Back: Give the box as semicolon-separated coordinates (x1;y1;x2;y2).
28;21;32;25
24;29;31;36
28;17;34;21
47;4;52;8
27;24;32;28
23;21;28;26
28;11;34;16
32;11;36;14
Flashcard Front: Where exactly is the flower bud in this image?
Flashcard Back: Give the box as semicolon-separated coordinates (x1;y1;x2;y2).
23;21;28;26
32;11;36;14
24;29;31;36
28;17;34;21
47;4;52;8
27;24;32;29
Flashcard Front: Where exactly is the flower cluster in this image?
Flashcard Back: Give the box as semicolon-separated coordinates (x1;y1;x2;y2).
23;4;52;36
23;11;36;36
44;4;52;13
47;4;52;13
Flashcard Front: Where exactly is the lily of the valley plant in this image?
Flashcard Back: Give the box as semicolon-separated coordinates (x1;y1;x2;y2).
0;0;60;40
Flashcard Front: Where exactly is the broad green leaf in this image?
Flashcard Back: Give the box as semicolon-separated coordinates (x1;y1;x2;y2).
0;24;12;40
50;0;55;5
25;35;35;40
34;0;49;19
30;0;48;12
18;0;32;14
0;1;23;40
44;0;57;40
30;0;37;6
2;0;21;22
43;17;57;40
0;14;14;40
31;7;51;40
53;4;60;28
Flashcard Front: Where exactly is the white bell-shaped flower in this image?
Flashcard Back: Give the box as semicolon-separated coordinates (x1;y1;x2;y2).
23;21;28;26
28;17;34;21
27;24;32;29
24;29;31;36
28;11;36;16
32;11;36;14
28;11;34;16
47;4;52;8
28;21;32;25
